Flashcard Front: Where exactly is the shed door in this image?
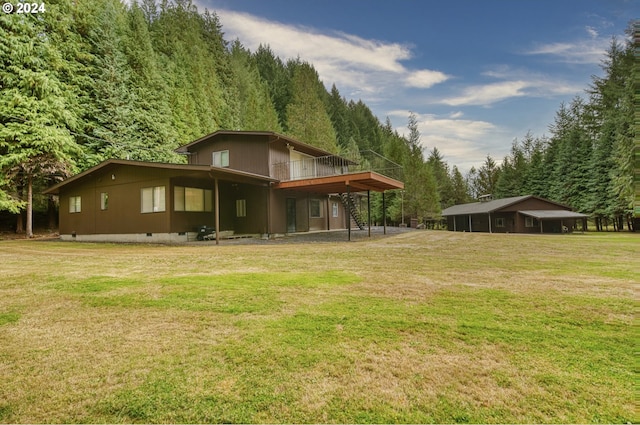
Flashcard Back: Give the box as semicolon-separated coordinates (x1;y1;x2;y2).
286;198;296;233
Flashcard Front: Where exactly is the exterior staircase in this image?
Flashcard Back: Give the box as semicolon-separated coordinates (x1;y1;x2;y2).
339;193;366;230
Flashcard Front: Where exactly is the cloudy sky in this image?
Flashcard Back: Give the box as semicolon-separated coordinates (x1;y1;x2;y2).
197;0;635;170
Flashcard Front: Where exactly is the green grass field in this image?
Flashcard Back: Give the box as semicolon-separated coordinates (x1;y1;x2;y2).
0;231;636;423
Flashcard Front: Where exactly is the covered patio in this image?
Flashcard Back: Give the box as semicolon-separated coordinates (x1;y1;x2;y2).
275;171;404;241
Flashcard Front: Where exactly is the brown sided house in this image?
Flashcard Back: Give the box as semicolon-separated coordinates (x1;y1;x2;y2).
44;131;404;243
441;195;588;233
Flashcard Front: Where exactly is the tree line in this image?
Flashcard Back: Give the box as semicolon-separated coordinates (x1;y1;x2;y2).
467;24;638;231
0;0;637;235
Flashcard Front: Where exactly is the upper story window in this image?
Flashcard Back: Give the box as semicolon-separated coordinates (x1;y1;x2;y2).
212;150;229;168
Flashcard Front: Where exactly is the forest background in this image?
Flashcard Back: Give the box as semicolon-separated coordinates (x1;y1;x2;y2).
0;0;638;236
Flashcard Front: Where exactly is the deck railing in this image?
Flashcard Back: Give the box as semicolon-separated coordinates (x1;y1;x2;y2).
271;150;403;182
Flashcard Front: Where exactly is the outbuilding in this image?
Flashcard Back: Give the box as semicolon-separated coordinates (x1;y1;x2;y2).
441;195;588;233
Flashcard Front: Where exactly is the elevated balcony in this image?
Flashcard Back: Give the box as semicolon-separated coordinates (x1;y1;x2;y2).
271;150;404;193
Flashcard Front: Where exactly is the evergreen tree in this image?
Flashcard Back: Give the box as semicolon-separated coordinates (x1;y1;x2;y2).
450;166;471;205
348;100;383;153
327;84;355;150
228;40;281;131
253;44;291;130
521;135;548;197
285;61;338;152
0;7;81;235
402;113;440;221
495;139;527;198
547;98;592;211
470;155;500;198
587;34;636;229
427;147;455;209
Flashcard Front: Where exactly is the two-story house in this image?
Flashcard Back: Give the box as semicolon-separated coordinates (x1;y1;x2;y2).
44;131;404;242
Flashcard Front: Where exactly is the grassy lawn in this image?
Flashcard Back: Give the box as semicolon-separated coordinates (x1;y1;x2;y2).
0;231;636;423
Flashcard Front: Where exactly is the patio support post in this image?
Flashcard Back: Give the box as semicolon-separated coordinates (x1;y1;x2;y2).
347;184;351;241
367;190;371;237
214;177;220;245
382;191;386;235
488;213;492;233
469;215;472;232
267;185;272;238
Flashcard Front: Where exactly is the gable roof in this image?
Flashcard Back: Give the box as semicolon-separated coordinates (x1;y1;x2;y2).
441;195;573;216
175;130;345;160
43;159;276;195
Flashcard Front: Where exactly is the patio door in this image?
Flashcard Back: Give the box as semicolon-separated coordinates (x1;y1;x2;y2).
286;198;296;233
290;150;315;180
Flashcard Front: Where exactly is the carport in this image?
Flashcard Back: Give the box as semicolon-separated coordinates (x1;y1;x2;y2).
519;210;589;233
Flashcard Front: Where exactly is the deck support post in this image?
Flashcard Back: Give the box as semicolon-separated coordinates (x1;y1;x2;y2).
347;184;351;241
214;178;220;245
382;191;387;235
367;190;371;237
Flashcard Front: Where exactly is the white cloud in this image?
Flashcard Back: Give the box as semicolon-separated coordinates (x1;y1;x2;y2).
405;69;450;88
215;9;448;94
524;36;609;65
438;66;585;107
441;81;530;106
586;26;599;38
388;111;504;171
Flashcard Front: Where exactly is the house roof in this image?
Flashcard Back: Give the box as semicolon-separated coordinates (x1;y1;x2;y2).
441;195;573;216
43;159;276;195
175;130;349;161
519;210;588;219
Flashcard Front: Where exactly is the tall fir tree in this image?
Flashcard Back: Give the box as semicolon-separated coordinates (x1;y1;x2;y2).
285;61;338;153
0;6;81;235
228;40;281;132
402;113;439;221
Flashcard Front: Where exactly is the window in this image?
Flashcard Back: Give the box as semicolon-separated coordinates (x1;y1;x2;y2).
332;202;339;218
236;199;246;217
525;217;536;228
141;186;165;213
495;217;504;228
212;150;229;168
69;196;81;213
174;186;212;212
310;199;322;218
100;192;108;211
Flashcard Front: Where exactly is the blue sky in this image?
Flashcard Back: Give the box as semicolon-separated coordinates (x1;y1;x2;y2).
197;0;636;171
